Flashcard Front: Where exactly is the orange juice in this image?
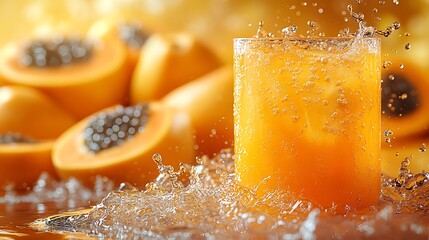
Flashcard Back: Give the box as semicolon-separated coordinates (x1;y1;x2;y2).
233;37;381;211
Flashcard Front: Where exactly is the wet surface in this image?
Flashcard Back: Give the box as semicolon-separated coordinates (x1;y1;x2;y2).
0;173;114;239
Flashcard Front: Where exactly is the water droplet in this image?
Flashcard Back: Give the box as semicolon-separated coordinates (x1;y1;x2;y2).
282;26;298;37
419;143;426;152
152;153;163;164
382;61;392;69
307;21;318;29
405;43;411;50
399;93;408;99
392;22;401;30
255;21;269;38
384;129;394;137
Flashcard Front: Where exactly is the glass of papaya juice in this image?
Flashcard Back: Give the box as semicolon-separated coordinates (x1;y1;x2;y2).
233;37;381;211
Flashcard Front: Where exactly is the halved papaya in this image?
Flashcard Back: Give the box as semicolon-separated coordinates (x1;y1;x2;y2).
382;137;429;177
0;86;76;139
0;33;129;119
52;102;194;187
0;85;76;190
88;19;151;75
163;66;234;157
130;33;221;103
381;57;429;138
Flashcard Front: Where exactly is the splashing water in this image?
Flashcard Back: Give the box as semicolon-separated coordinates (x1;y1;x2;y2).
30;150;429;239
0;173;114;205
252;1;403;39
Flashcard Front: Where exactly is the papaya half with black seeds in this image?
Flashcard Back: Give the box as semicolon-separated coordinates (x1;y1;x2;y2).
52;102;195;187
0;33;129;119
381;57;429;138
0;85;76;190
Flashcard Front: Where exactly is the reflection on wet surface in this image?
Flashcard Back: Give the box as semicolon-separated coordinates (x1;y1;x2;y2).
0;173;114;239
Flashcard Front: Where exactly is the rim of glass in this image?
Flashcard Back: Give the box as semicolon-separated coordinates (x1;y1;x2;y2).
233;36;380;41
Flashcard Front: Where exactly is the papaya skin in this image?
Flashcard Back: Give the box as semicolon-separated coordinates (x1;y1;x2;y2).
52;103;195;187
0;142;55;191
0;85;76;140
130;33;222;103
0;86;76;191
0;34;129;119
163;66;234;157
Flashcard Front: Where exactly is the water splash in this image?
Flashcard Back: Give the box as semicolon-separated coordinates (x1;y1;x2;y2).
252;1;402;40
31;151;429;239
0;173;114;205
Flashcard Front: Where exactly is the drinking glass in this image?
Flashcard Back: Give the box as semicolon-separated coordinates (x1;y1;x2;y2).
233;37;381;211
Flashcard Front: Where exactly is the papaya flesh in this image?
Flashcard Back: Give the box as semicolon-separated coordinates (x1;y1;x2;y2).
0;85;76;190
0;33;129;119
0;141;54;191
163;66;234;157
130;32;222;103
0;85;76;140
52;102;195;187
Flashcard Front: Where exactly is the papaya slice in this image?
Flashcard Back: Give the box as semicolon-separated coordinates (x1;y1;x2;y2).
0;85;76;190
0;33;129;119
382;137;429;177
163;66;234;157
130;33;221;103
52;102;194;187
381;58;429;138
